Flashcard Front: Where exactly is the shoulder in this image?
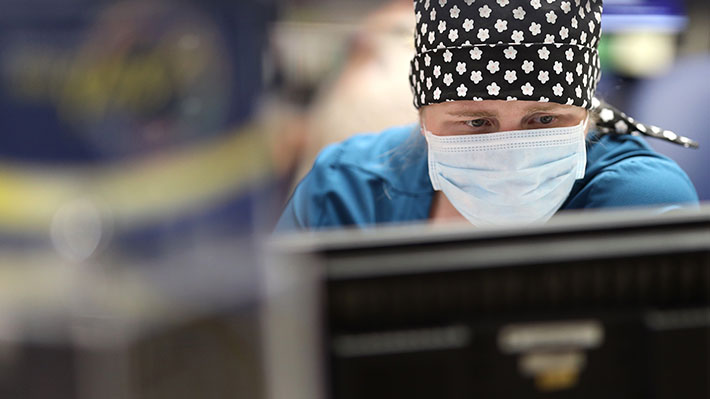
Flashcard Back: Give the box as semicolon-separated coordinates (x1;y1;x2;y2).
315;124;420;170
306;123;428;194
566;133;698;209
275;124;427;231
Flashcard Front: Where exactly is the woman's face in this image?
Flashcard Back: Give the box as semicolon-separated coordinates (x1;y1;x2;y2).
420;100;588;136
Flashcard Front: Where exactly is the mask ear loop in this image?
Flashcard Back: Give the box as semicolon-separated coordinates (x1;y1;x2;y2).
574;113;590;179
420;118;444;191
420;117;431;136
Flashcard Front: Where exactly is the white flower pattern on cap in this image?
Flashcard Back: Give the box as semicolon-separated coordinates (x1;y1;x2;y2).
463;18;474;31
559;26;569;39
521;82;534;96
529;22;542;35
470;70;483;83
438;20;447;33
614;120;628;133
553;83;564;96
486;60;500;73
538;70;550;83
537;46;550;60
443;49;454;62
457;83;468;96
450;5;461;17
546;11;557;23
565;48;574;61
600;108;614;122
503;46;517;59
591;100;698;147
553;61;563;74
487;82;501;95
456;62;467;74
443;73;454;86
470;47;483;60
522;60;535;73
561;1;571;13
449;29;459;41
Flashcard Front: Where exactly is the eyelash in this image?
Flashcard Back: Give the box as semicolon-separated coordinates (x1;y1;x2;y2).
464;115;557;129
465;119;489;128
537;115;556;124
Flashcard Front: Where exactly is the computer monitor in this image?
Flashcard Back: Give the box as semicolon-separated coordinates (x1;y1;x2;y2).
265;205;710;399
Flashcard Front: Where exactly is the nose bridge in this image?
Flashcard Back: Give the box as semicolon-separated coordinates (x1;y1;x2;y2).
497;114;523;133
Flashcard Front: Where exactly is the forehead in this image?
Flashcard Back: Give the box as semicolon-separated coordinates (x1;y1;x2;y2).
426;100;583;115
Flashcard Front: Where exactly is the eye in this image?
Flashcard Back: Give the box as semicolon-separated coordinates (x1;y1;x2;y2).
538;115;555;124
466;119;488;128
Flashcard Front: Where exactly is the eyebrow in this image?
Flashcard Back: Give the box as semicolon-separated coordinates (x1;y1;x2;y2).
524;105;569;114
446;110;498;118
447;106;571;119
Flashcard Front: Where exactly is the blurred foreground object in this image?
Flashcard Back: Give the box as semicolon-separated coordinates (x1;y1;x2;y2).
0;248;263;399
267;206;710;399
0;0;270;161
0;0;284;397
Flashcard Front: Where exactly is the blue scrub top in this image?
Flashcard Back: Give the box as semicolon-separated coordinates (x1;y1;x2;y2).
276;124;698;231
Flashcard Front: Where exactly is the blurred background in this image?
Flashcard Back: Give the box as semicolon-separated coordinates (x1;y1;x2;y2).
0;0;707;397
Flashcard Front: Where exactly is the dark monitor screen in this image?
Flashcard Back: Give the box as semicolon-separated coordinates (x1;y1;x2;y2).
268;206;710;399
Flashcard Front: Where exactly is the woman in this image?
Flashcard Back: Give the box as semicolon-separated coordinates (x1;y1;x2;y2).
276;0;698;231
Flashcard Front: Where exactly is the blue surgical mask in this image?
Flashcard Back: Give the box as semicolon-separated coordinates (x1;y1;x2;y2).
424;118;588;226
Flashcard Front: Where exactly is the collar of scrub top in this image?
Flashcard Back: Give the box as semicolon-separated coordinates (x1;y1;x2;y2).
591;97;699;149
